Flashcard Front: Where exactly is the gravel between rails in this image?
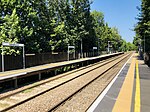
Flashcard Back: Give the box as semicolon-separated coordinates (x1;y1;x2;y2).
55;70;117;112
5;53;129;112
54;54;129;112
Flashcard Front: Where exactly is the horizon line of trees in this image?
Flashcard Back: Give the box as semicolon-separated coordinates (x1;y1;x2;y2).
0;0;136;55
134;0;150;52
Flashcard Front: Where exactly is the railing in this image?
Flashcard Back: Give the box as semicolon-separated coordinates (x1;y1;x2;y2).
0;51;101;72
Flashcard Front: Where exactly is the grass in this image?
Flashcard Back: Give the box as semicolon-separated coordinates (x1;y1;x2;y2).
0;103;10;108
22;88;33;93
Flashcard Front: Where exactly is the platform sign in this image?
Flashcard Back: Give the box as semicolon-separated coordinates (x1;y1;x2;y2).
93;47;97;50
68;46;75;49
1;42;25;72
2;42;24;47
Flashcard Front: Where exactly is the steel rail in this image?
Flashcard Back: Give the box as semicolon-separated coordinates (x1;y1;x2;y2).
48;53;132;111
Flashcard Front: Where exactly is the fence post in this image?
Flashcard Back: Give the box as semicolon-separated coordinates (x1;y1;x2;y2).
2;45;4;72
39;73;41;80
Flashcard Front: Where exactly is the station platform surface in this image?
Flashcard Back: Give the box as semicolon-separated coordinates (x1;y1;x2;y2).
0;52;122;82
88;53;150;112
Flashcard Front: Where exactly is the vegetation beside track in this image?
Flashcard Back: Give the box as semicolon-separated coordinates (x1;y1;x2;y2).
0;0;135;55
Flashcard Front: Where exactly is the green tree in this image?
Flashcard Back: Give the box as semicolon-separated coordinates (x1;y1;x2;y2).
91;10;105;51
70;0;94;53
49;0;72;52
0;0;54;53
0;9;20;54
91;10;124;52
135;0;150;52
0;0;129;55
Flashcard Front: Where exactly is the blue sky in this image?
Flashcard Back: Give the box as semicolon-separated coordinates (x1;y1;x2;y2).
91;0;141;42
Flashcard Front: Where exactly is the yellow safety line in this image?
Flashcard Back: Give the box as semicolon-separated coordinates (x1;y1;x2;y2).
134;60;141;112
112;58;135;112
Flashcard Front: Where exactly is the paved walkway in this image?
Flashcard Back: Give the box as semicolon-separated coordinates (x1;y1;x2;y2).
88;53;150;112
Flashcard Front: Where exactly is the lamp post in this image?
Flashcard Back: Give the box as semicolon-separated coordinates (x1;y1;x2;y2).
81;38;83;58
2;45;4;72
67;44;69;61
108;41;110;54
144;35;145;53
98;38;100;55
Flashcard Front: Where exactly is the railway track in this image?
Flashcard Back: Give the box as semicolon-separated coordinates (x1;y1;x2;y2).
0;53;122;99
0;53;131;112
49;52;132;112
54;53;132;112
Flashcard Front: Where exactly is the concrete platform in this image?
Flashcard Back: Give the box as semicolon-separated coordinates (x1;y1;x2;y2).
88;53;150;112
138;58;150;112
0;52;123;82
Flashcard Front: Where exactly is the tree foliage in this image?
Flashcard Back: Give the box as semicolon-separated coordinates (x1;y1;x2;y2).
0;0;132;55
135;0;150;52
